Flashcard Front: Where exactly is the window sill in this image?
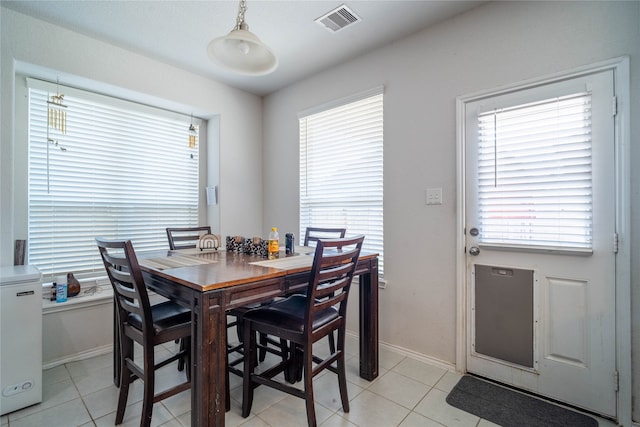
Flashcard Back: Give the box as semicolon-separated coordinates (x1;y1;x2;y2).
42;284;113;314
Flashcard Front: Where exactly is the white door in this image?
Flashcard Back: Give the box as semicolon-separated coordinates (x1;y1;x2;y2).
463;70;617;417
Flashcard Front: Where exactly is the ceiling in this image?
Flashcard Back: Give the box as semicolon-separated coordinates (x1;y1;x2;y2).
2;0;485;96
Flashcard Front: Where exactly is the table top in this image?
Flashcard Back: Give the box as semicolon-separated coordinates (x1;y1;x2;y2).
138;246;377;292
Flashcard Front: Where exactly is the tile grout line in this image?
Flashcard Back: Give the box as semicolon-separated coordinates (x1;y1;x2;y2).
66;362;97;427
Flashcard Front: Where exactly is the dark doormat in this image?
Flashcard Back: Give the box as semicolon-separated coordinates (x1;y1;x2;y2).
446;375;598;427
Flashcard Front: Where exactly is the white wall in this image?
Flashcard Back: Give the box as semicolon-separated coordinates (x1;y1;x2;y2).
42;298;113;368
262;0;640;419
0;7;265;266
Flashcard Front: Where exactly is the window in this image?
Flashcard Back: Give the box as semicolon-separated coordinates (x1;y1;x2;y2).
299;88;384;274
477;93;593;249
27;79;200;278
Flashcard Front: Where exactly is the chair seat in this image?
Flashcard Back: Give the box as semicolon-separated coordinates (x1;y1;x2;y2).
244;294;338;334
127;301;191;334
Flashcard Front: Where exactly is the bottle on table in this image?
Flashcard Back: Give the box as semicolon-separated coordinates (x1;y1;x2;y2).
268;227;280;259
285;233;295;255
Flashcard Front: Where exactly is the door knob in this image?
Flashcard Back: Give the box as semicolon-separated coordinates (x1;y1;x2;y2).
469;246;480;256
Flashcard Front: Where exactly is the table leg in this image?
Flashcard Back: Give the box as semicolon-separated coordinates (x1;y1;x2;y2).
359;259;379;380
191;292;227;427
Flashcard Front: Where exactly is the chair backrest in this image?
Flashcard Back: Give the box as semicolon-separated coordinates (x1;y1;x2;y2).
305;235;364;331
96;238;153;340
303;227;347;247
166;226;212;250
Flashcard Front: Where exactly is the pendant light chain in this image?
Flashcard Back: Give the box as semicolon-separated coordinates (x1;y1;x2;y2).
235;0;247;30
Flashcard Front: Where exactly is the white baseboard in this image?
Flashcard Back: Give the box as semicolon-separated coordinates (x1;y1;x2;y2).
345;330;456;372
378;339;456;372
43;344;113;370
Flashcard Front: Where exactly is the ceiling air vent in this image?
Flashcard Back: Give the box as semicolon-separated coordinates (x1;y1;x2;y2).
315;4;360;33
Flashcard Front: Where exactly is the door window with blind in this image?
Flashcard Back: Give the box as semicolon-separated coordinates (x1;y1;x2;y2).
299;88;384;274
27;79;200;278
476;93;593;252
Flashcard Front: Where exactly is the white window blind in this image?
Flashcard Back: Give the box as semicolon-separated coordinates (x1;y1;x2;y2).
477;93;593;250
299;91;384;274
28;82;199;278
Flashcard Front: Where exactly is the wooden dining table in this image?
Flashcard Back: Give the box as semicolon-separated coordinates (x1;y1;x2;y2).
136;246;379;427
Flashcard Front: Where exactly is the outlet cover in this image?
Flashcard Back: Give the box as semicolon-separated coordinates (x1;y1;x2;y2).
425;188;443;205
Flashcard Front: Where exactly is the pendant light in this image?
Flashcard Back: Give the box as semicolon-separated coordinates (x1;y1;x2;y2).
207;0;277;76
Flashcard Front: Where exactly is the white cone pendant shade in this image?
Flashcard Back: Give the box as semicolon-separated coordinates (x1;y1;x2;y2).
207;0;277;76
207;28;277;75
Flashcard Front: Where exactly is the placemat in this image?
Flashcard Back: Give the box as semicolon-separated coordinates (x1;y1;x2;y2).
168;248;221;255
249;254;314;270
139;254;217;270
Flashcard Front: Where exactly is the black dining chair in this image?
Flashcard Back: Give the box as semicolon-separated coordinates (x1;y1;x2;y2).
241;235;365;427
96;238;191;427
302;226;347;354
166;226;212;250
252;226;347;364
303;226;347;246
166;227;212;371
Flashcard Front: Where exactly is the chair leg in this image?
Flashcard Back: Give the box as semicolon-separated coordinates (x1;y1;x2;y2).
115;336;133;425
327;332;336;354
177;338;186;371
235;315;244;343
337;330;350;413
258;334;289;363
241;321;257;418
279;338;289;360
284;342;298;384
294;344;303;383
115;372;131;425
183;337;191;381
141;347;155;427
258;333;268;362
303;348;317;427
337;353;350;413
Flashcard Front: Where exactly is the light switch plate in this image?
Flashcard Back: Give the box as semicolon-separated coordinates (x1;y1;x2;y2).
425;188;443;205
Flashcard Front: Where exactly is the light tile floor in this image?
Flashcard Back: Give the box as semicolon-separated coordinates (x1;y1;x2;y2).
1;335;616;427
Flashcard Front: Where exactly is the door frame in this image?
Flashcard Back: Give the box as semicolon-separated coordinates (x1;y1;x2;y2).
454;57;631;425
